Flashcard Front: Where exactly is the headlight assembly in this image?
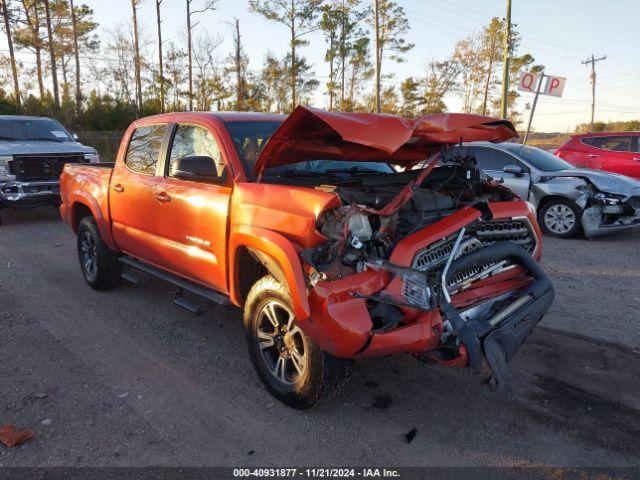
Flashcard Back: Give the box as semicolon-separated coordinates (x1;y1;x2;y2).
0;155;13;178
84;153;100;163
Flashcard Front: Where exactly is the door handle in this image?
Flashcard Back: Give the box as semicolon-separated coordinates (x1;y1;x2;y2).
587;154;599;158
154;191;171;203
633;157;640;162
112;184;124;193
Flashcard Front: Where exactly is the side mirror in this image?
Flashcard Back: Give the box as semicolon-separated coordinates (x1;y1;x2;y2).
72;133;79;141
503;164;524;176
171;155;225;182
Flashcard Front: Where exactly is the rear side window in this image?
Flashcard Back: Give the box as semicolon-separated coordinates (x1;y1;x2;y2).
581;136;632;152
124;124;167;175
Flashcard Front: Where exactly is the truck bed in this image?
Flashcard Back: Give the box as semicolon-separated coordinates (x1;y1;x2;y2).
59;163;115;235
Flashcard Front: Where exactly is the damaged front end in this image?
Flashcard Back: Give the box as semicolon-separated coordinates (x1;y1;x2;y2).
577;187;640;237
535;174;640;237
298;162;553;386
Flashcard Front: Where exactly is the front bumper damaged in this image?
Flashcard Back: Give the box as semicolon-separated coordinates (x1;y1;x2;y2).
304;217;554;385
439;242;554;385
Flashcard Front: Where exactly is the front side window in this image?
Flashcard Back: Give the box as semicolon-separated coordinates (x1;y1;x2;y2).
124;124;167;175
473;148;516;171
582;136;632;152
168;124;226;181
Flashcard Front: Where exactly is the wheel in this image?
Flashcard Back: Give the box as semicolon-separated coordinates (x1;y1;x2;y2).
538;199;582;238
244;275;351;409
77;216;122;290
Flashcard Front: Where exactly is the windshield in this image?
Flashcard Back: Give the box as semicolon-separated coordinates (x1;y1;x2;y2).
513;145;573;172
223;120;395;178
0;118;73;142
223;120;283;174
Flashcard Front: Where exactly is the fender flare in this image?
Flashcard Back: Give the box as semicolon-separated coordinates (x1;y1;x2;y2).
70;190;115;248
229;224;310;321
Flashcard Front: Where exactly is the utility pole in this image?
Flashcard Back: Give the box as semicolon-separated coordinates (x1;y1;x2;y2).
373;0;381;113
581;54;606;131
499;0;511;119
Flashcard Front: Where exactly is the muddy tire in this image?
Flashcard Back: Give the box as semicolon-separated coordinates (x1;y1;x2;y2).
77;216;122;290
244;275;351;409
538;199;582;238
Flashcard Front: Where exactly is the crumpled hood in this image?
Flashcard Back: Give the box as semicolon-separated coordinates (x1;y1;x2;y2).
253;106;517;175
545;169;640;196
0;140;95;155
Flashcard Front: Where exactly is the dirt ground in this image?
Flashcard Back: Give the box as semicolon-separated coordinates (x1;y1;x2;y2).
1;207;639;468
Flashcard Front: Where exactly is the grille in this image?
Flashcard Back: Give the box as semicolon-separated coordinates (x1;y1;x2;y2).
475;220;535;251
411;219;535;273
627;196;640;210
9;153;86;181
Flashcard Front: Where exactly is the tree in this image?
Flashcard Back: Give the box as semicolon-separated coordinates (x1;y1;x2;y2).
186;0;217;111
1;0;21;108
399;76;419;117
420;58;461;114
479;17;503;115
319;0;368;111
371;0;413;113
344;36;372;111
14;0;46;98
43;0;59;109
155;0;164;112
164;41;187;111
130;0;142;114
192;32;225;110
225;17;249;110
66;0;98;115
249;0;322;111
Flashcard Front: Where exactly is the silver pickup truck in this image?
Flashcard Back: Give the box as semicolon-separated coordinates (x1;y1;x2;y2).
0;115;99;209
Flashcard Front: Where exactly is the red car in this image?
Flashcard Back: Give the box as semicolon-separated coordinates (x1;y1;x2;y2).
555;132;640;179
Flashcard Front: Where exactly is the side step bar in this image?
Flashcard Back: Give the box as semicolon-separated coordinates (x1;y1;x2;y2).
119;256;231;314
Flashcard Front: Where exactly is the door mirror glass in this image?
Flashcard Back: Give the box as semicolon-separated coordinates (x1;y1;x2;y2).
72;132;79;141
171;155;224;182
503;164;524;176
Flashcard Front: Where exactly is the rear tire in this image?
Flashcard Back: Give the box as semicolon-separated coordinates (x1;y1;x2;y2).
77;216;122;290
538;199;582;238
244;275;351;409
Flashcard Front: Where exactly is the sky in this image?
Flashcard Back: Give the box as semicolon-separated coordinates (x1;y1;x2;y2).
5;0;640;132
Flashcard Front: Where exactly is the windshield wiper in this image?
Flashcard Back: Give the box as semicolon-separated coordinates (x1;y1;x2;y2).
25;137;66;142
325;167;388;174
0;136;20;141
264;170;343;179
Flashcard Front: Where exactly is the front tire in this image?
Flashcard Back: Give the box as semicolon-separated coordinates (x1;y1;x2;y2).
244;275;351;409
77;216;122;290
538;199;582;238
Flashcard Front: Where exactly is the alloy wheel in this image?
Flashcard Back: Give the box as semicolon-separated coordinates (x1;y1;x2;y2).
80;231;98;280
256;300;307;385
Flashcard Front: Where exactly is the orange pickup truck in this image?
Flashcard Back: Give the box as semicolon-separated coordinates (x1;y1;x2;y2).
60;106;554;408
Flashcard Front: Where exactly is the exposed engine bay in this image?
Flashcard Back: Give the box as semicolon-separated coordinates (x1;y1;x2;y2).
298;150;520;283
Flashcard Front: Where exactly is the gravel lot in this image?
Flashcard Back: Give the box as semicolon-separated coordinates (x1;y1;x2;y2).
1;207;639;468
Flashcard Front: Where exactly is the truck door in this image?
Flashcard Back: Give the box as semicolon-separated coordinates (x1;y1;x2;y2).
154;123;232;293
109;123;168;264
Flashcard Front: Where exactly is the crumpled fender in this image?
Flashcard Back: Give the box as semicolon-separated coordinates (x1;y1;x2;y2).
229;224;310;320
